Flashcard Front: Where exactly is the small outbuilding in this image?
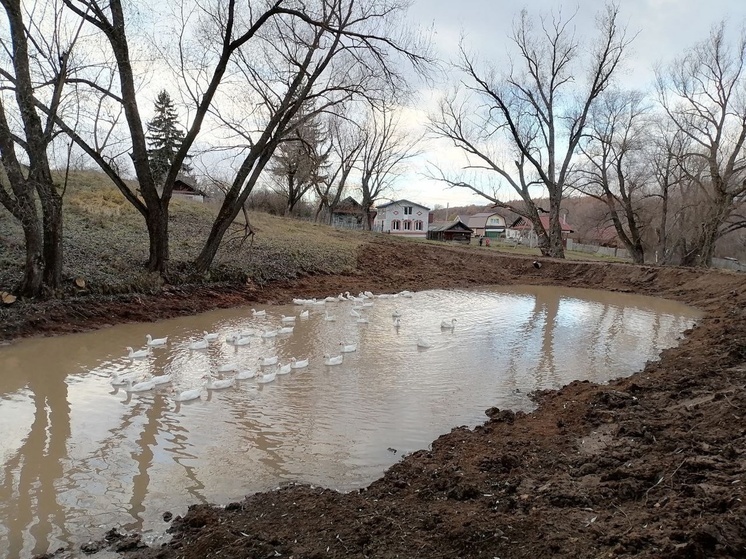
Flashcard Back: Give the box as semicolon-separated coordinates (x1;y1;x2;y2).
427;220;473;244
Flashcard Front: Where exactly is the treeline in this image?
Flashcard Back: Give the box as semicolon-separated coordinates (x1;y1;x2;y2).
427;7;745;266
0;0;427;298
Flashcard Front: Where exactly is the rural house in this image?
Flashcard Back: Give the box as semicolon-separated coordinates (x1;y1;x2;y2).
458;212;507;238
507;214;574;246
427;220;473;244
172;174;206;203
374;199;431;238
330;196;376;229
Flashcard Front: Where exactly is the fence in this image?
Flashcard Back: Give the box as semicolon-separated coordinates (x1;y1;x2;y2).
566;239;630;260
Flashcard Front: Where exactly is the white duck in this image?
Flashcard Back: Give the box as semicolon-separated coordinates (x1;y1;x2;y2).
217;363;238;373
337;293;346;302
441;318;457;329
233;369;256;380
293;298;308;305
299;309;310;319
393;317;401;329
171;386;201;402
340;342;357;353
277;363;292;375
259;356;278;367
278;326;295;335
110;371;140;386
203;331;220;341
233;336;251;346
203;375;234;390
364;291;375;298
324;296;338;303
256;371;277;384
150;374;172;385
324;311;337;322
417;337;433;349
324;354;344;366
126;346;151;359
261;329;278;338
124;377;156;392
391;309;402;318
188;338;209;350
398;290;414;298
225;331;247;344
281;315;297;323
235;369;256;380
251;309;266;317
350;308;361;318
290;357;309;369
146;334;168;347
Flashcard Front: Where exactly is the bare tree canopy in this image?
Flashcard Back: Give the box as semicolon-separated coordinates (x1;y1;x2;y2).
656;21;746;267
429;3;632;258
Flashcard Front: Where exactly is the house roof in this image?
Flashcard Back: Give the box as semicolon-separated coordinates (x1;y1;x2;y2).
173;174;206;196
428;220;473;232
461;211;504;229
510;215;573;232
376;199;431;211
333;196;364;214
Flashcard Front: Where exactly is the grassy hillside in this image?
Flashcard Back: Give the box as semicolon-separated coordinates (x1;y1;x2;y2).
0;171;365;294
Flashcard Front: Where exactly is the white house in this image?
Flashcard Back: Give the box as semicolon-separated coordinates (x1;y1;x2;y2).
458;211;507;238
374;199;430;238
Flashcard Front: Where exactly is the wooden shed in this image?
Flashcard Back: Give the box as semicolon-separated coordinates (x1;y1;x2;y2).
427;220;473;243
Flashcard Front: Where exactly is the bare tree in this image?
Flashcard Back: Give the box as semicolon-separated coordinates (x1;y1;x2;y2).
572;89;650;264
314;114;364;223
269;112;329;216
656;21;746;267
429;4;631;257
59;0;336;275
358;101;420;229
0;0;80;295
193;0;429;271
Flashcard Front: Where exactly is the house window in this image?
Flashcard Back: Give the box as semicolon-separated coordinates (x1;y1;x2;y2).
414;220;423;231
403;220;412;230
391;220;401;230
404;206;413;215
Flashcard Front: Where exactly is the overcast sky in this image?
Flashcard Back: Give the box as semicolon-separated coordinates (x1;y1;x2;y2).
394;0;744;210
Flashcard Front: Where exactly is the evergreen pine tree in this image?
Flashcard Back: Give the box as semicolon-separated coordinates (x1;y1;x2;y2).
146;90;191;186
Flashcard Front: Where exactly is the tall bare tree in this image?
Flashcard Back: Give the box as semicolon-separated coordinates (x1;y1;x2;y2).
0;0;78;295
59;0;334;275
314;114;364;223
429;4;631;257
656;21;746;267
358;101;420;229
193;0;429;271
572;89;650;264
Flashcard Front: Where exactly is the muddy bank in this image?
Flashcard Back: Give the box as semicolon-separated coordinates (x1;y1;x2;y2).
15;240;746;558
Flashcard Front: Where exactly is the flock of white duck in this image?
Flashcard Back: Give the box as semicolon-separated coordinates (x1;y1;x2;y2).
113;289;457;404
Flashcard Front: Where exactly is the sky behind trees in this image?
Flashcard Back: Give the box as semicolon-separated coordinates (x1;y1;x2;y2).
393;0;743;209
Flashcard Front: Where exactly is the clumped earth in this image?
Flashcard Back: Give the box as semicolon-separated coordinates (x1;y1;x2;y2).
9;239;746;559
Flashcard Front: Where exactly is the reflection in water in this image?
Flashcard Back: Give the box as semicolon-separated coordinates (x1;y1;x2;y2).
0;286;701;556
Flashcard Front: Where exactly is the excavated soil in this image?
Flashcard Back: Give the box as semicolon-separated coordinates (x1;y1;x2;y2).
8;239;746;559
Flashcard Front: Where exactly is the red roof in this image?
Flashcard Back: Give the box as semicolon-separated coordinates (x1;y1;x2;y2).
510;215;573;232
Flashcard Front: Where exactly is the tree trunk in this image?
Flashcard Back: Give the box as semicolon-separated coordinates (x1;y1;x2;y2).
18;216;44;297
547;192;565;259
38;187;63;289
145;206;169;274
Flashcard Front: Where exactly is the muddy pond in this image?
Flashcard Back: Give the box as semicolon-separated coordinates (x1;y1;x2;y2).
0;286;702;557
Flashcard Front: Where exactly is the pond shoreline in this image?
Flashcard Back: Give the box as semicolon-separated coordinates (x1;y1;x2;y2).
18;240;746;558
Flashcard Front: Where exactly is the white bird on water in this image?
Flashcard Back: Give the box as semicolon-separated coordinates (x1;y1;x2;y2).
259;356;278;367
417;337;432;349
150;374;172;385
281;315;296;323
299;309;310;319
291;357;309;369
278;326;295;335
188;338;209;350
324;311;337;322
256;371;277;384
277;363;292;375
145;334;168;347
324;354;344;366
252;308;267;317
340;342;357;353
124;377;156;392
235;369;256;380
393;317;401;329
202;375;234;390
170;386;201;402
126;347;151;359
203;331;220;341
440;318;457;329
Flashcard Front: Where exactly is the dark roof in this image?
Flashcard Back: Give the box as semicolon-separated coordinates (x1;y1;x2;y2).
333;196;363;214
376;199;431;211
428;220;473;232
173;174;206;196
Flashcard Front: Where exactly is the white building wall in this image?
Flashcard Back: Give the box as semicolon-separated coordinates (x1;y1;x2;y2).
374;201;429;238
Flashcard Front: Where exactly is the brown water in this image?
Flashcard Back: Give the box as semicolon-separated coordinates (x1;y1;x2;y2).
0;286;701;557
